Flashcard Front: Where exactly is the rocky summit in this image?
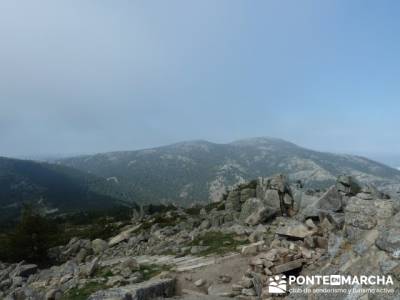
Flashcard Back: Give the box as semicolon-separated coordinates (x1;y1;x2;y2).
1;174;400;299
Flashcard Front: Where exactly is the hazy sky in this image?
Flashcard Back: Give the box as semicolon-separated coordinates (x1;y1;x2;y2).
1;1;400;163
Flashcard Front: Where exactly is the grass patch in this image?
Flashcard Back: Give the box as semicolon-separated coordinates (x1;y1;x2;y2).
140;264;171;281
185;206;202;216
93;263;171;284
60;265;170;300
141;213;186;230
61;221;123;242
204;202;225;212
189;231;247;256
61;281;107;300
94;266;114;279
185;202;225;216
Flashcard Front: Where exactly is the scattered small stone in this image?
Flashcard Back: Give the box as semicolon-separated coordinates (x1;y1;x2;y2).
218;275;232;283
305;218;317;229
232;284;243;291
190;246;210;255
242;287;257;296
241;241;264;255
194;278;206;287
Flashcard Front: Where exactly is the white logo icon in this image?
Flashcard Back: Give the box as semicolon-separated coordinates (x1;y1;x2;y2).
330;275;341;286
268;275;287;294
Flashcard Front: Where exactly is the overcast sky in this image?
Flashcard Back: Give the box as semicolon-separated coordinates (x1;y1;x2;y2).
1;1;399;164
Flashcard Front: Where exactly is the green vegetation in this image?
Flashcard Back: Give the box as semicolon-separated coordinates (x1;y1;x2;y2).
140;264;171;281
94;267;114;279
58;264;170;300
59;219;121;242
57;138;400;206
0;156;137;225
142;203;177;215
0;205;60;265
54;206;132;241
141;211;186;230
92;263;170;285
185;202;225;216
0;205;132;265
184;206;202;216
189;231;247;256
61;281;107;300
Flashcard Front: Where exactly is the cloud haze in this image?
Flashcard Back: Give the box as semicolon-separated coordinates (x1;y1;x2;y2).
0;1;399;163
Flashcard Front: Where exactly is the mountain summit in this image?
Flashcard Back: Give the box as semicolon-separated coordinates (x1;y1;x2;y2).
56;138;400;205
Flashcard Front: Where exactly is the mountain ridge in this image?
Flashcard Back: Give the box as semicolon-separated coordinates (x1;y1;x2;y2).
56;137;400;205
0;156;136;222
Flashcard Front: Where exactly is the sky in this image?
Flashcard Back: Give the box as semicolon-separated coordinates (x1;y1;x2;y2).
0;1;400;165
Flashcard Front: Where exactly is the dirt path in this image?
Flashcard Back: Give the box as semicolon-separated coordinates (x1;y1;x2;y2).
174;253;250;297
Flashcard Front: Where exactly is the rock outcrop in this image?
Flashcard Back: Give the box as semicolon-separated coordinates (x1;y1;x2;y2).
226;175;295;224
1;174;399;300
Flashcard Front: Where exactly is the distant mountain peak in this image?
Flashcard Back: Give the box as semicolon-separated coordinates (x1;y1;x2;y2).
160;140;218;154
56;138;400;205
230;137;299;147
168;139;214;147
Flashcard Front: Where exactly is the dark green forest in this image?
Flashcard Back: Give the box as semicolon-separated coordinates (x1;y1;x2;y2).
0;157;137;224
0;205;133;266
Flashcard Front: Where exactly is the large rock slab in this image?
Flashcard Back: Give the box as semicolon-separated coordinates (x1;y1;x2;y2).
315;186;342;212
271;259;304;274
321;211;345;229
376;212;400;258
359;184;389;200
353;229;379;255
88;278;175;300
207;283;233;297
241;241;264;255
12;264;38;278
240;188;256;203
336;175;361;196
344;197;394;240
239;198;266;222
256;175;293;210
109;224;142;247
276;221;315;239
245;206;277;226
92;239;109;254
268;174;290;193
263;190;281;209
226;190;241;212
